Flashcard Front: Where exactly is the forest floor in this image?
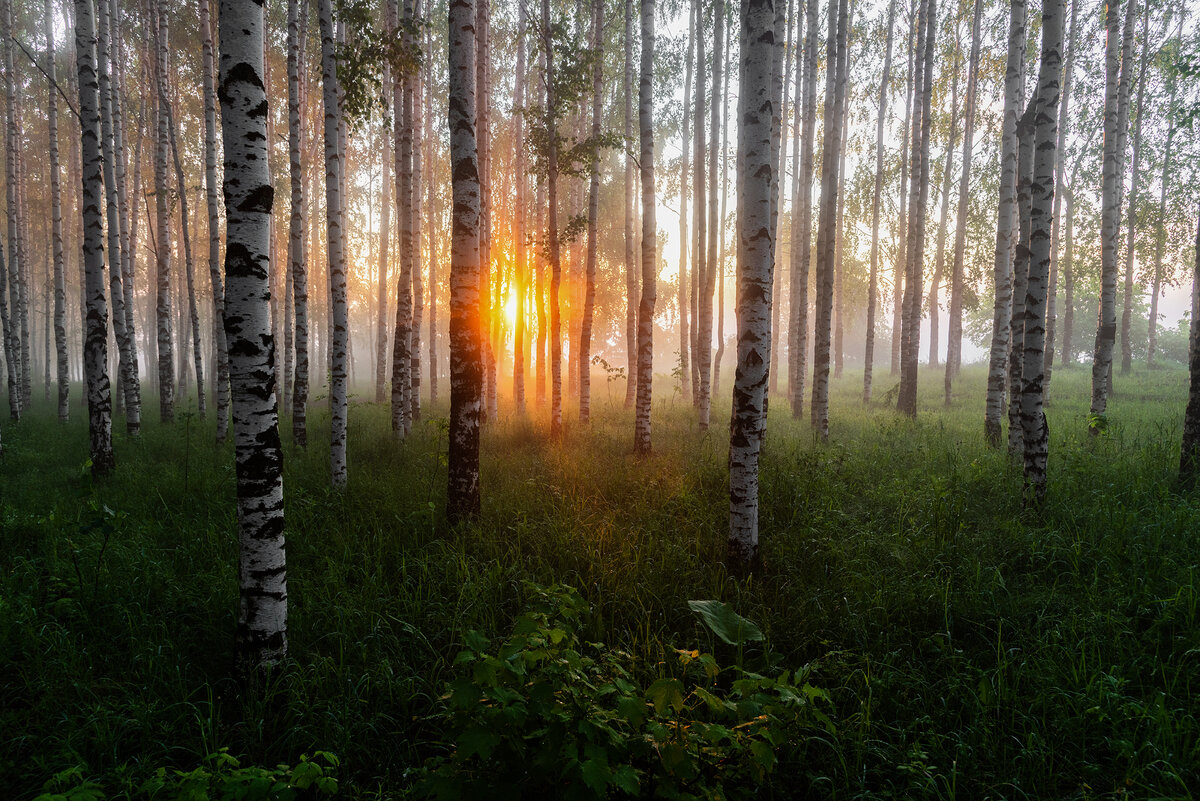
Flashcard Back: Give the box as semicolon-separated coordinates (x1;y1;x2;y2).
3;364;1200;799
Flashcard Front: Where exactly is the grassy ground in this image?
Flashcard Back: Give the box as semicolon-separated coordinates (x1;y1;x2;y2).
2;364;1199;799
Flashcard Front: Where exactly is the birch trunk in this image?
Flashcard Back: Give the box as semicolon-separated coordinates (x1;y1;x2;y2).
1119;10;1150;376
287;0;307;445
542;0;564;436
579;0;603;424
678;0;693;405
891;2;914;377
1148;16;1181;367
513;0;527;415
447;0;482;522
319;0;349;483
945;0;981;402
1062;179;1076;365
623;0;636;408
1044;0;1077;385
633;0;656;455
1180;207;1200;483
2;0;21;421
47;0;68;422
788;0;817;418
984;0;1025;446
153;0;174;422
928;49;959;370
377;70;392;403
478;0;497;423
730;0;777;567
75;0;114;475
769;0;792;397
1022;0;1062;505
864;0;894;404
410;0;424;425
1008;102;1035;455
427;26;439;406
166;102;205;418
219;0;287;674
390;0;413;436
699;0;723;430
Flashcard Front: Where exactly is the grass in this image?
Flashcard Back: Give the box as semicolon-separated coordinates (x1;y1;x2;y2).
2;363;1199;799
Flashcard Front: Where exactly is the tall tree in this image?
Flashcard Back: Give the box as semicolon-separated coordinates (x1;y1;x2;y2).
1008;102;1035;455
788;0;817;418
1022;0;1063;505
542;0;563;436
47;0;67;423
152;0;174;423
864;0;895;404
1090;0;1135;425
219;0;287;674
287;0;308;446
376;76;392;405
513;0;528;415
927;37;959;370
730;0;779;567
891;0;915;377
623;0;636;409
984;0;1025;446
698;0;723;430
896;0;935;417
690;0;706;422
1118;8;1152;375
1;0;21;423
75;0;114;475
167;103;205;419
579;0;603;425
810;0;849;437
319;0;349;484
769;0;792;396
203;0;230;442
1043;0;1077;388
391;0;414;437
633;0;656;455
678;0;694;406
1148;15;1182;367
944;0;982;402
447;0;482;523
410;0;424;425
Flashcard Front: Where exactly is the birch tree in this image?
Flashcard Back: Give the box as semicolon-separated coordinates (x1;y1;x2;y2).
1148;15;1182;367
447;0;482;523
203;0;230;442
623;0;636;409
788;0;818;418
153;0;174;423
47;0;67;423
1;0;20;423
579;0;603;425
864;0;895;405
287;0;308;446
75;0;114;475
1022;0;1062;505
678;1;694;406
1119;9;1151;376
730;0;778;567
1181;207;1200;483
984;0;1025;446
219;0;287;674
1043;0;1077;388
698;0;723;430
513;0;528;415
633;0;656;455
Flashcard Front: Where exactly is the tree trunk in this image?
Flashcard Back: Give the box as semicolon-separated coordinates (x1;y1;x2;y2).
769;0;793;397
447;0;482;522
1090;0;1134;425
699;0;723;430
75;0;114;475
1062;179;1076;366
579;0;603;424
427;24;439;406
376;72;391;405
714;49;730;402
478;0;497;423
730;0;779;567
153;0;174;423
1008;101;1035;455
633;0;656;455
1043;0;1077;388
513;0;527;415
984;0;1025;446
389;0;413;436
318;0;349;483
1021;0;1062;505
891;0;915;378
47;0;68;423
1119;8;1151;376
678;0;693;406
166;100;206;419
896;0;935;417
410;0;424;425
219;0;287;675
623;0;636;408
2;0;21;422
944;0;981;403
928;44;959;370
789;0;817;418
864;0;895;404
1148;15;1182;368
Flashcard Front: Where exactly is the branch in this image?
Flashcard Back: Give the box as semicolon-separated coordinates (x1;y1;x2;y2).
10;35;80;122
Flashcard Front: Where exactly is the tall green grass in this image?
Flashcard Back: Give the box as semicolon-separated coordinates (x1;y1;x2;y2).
2;364;1198;798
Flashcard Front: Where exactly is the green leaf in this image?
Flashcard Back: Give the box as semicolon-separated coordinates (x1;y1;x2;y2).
457;727;502;760
645;678;686;715
611;764;640;794
694;686;735;716
580;756;611;794
687;600;764;646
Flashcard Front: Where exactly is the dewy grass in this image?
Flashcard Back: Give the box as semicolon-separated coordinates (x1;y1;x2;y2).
2;364;1199;798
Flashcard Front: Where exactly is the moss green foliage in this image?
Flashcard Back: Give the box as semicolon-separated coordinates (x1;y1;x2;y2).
3;365;1200;798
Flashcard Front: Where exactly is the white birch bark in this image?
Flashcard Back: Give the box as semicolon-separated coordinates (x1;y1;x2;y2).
1;0;21;422
863;0;895;405
286;0;308;445
678;0;694;406
410;0;424;425
75;0;114;475
391;0;414;437
623;0;636;409
318;0;349;484
1119;9;1150;376
788;0;817;418
1043;0;1077;386
984;0;1025;446
633;0;656;455
152;0;174;423
579;0;602;425
1009;101;1035;455
1022;0;1062;505
699;0;723;430
513;0;527;415
730;0;777;566
377;71;391;405
166;100;205;419
1148;15;1181;367
47;0;68;423
219;0;287;673
447;0;482;523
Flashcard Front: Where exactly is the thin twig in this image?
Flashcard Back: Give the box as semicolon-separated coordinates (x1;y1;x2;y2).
10;35;80;122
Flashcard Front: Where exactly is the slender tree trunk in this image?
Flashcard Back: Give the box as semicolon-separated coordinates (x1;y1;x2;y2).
579;0;603;424
633;0;656;454
152;0;174;423
2;0;21;422
928;47;959;369
1119;9;1150;376
1091;0;1134;424
512;0;527;414
864;0;894;404
411;0;424;424
200;0;227;439
1008;101;1035;454
287;0;308;445
896;0;935;417
478;0;497;423
623;0;636;408
376;74;391;404
166;102;206;418
1062;179;1076;366
714;50;730;402
319;0;349;483
699;0;723;430
47;0;68;422
75;0;114;475
891;0;915;377
690;1;707;419
678;0;693;406
427;24;439;406
945;0;981;403
390;0;413;436
789;0;817;418
769;0;792;397
831;0;850;382
984;0;1025;446
447;0;482;522
1148;16;1181;367
1180;206;1200;483
730;0;778;567
1044;0;1077;387
219;0;287;675
1022;0;1062;505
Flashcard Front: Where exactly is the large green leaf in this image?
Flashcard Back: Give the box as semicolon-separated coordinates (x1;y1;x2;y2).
687;600;764;646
